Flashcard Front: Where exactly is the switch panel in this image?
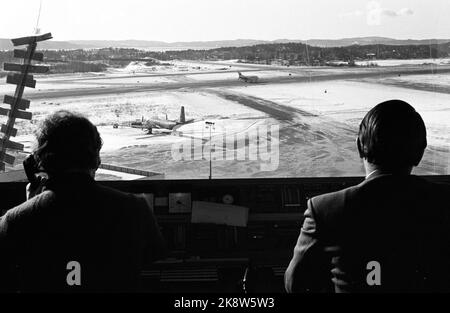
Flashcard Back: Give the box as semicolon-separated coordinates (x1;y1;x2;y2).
169;193;192;213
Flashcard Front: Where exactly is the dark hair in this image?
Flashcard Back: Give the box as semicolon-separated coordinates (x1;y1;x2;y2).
34;110;103;173
357;100;427;169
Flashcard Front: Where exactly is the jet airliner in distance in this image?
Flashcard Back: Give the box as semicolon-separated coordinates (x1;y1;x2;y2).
238;72;259;83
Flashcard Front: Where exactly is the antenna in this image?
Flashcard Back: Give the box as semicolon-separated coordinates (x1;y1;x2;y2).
305;42;310;66
34;0;43;35
205;121;215;179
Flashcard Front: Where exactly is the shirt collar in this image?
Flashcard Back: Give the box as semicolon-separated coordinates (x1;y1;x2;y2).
365;169;380;180
365;169;393;181
365;168;413;182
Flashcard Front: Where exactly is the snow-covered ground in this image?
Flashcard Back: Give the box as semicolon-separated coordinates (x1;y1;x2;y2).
3;90;264;138
212;58;450;68
2;62;450;178
228;79;450;176
0;74;175;96
356;58;450;67
228;80;450;142
0;60;251;96
381;73;450;88
112;60;248;75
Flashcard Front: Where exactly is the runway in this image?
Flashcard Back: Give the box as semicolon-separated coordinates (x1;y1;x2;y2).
27;65;450;101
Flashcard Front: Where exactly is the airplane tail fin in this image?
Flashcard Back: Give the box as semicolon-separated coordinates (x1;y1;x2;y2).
179;106;186;123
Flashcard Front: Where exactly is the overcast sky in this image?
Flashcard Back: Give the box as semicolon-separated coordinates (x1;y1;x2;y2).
1;0;449;42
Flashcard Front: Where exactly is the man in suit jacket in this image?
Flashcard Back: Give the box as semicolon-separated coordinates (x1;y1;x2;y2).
285;100;450;293
0;111;166;292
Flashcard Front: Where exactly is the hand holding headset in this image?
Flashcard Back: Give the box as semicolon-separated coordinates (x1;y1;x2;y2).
23;154;48;200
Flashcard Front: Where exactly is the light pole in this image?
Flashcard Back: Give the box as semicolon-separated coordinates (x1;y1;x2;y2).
205;121;215;179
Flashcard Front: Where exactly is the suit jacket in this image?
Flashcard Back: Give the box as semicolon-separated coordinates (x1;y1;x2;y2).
285;173;450;293
0;172;166;293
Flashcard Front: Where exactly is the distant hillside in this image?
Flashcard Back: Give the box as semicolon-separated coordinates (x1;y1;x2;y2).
1;37;450;51
0;39;89;50
163;42;450;65
68;39;268;49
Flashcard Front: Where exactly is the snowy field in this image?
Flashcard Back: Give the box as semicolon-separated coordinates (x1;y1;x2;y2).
390;73;450;87
212;58;450;68
112;60;249;75
228;79;450;176
356;58;450;67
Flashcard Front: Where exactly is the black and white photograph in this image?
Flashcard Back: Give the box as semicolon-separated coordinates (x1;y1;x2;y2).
0;0;450;305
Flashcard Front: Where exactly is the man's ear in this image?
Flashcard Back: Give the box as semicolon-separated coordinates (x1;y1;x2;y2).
356;137;364;158
97;156;101;169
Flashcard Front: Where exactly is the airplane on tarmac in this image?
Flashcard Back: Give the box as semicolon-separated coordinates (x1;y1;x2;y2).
238;72;259;83
127;106;194;134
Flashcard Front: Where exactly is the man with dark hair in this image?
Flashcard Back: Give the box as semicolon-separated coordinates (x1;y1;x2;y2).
285;100;450;293
34;110;104;175
357;100;427;173
0;111;166;292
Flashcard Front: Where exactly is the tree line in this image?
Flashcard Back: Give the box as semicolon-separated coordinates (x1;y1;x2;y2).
1;42;449;75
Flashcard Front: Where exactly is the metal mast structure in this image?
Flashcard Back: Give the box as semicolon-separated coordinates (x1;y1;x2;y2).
0;33;52;171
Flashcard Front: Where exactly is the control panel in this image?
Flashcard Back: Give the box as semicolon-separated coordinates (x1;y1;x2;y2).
2;176;449;292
